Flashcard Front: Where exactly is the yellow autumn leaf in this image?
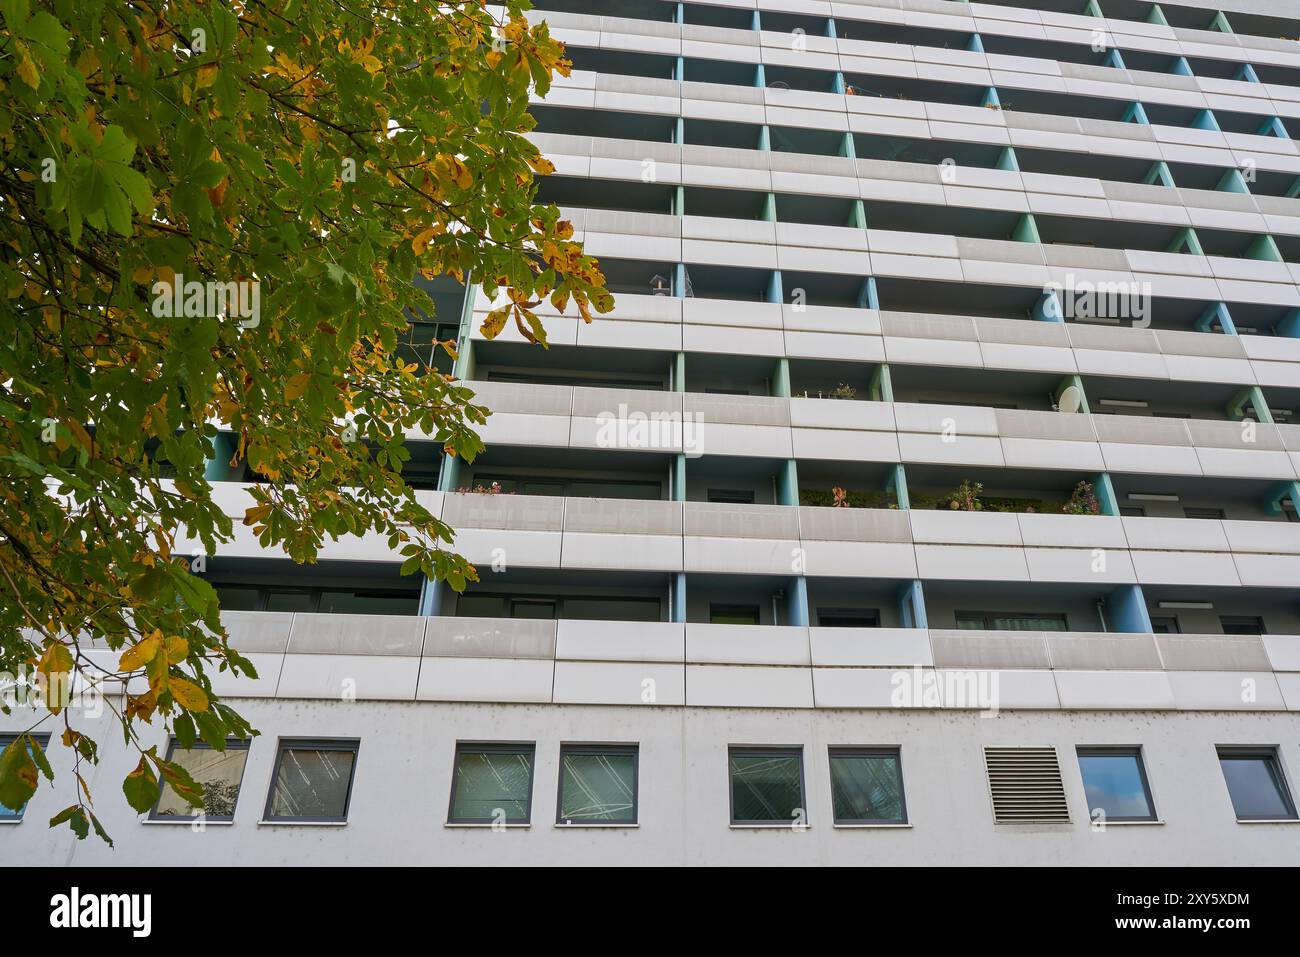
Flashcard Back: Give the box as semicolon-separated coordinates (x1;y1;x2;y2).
480;306;510;340
168;677;209;712
411;227;437;256
16;47;39;89
284;372;311;400
526;154;556;176
196;63;219;89
164;636;189;665
119;633;162;672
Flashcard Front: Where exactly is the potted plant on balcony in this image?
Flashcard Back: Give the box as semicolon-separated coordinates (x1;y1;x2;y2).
1060;481;1101;515
948;480;984;511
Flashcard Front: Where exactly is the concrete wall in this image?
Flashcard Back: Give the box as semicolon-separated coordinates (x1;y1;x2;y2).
4;699;1298;866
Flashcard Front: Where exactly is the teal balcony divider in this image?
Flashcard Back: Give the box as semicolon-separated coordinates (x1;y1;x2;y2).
1260;116;1291;139
1228;385;1274;423
1093;473;1120;517
673;572;686;623
1235;63;1261;84
418;576;441;616
789;577;810;627
1034;288;1063;321
778;459;800;507
1192;109;1221;132
1264;481;1300;518
1107;584;1153;633
1278;309;1300;338
1122;101;1150;125
898;580;928;629
1216;168;1250;193
203;431;237;481
1195;301;1235;334
1144;161;1175;187
888;463;911;510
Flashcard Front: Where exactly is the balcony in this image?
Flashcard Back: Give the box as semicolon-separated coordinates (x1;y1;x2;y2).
209;607;1300;711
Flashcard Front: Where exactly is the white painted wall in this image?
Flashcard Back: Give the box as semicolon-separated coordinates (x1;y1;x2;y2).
4;699;1298;866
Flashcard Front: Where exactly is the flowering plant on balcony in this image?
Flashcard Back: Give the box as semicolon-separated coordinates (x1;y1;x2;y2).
1061;481;1101;516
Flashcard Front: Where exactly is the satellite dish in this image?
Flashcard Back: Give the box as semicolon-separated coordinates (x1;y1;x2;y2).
1057;385;1082;414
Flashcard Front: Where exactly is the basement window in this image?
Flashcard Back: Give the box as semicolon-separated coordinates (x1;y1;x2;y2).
829;747;907;825
263;739;359;824
557;745;639;825
151;738;250;823
449;743;535;825
1217;748;1297;822
729;747;806;826
1076;747;1157;823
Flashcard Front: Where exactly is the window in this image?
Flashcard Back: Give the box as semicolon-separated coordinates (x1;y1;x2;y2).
557;745;638;825
1221;616;1266;635
1076;747;1157;822
1217;747;1297;821
213;584;417;615
1183;506;1226;520
263;739;359;823
449;743;535;824
707;488;755;504
1150;616;1180;634
150;739;250;822
815;607;880;628
710;603;760;625
955;611;1068;631
728;747;805;825
510;599;557;620
457;593;661;622
829;748;907;824
1119;505;1145;517
0;734;49;822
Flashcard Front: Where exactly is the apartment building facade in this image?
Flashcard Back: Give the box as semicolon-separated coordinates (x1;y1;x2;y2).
7;0;1300;865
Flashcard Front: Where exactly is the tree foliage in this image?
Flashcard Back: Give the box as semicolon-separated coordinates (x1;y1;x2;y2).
0;0;610;841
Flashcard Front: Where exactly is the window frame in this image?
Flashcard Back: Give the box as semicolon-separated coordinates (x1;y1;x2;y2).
816;607;881;628
261;737;360;825
727;745;807;827
1075;746;1159;823
1216;746;1298;822
149;737;252;823
954;610;1069;631
710;603;761;625
1220;615;1267;635
211;583;419;615
0;733;50;823
447;741;537;826
706;488;756;504
827;746;908;826
555;743;640;826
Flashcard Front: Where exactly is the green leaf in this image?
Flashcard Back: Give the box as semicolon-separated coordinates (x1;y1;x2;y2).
50;804;90;840
122;756;159;814
0;737;38;811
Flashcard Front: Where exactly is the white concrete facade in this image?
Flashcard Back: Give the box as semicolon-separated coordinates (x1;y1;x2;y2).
8;0;1300;865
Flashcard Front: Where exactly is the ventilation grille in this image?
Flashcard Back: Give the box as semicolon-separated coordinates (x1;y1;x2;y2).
983;748;1070;824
